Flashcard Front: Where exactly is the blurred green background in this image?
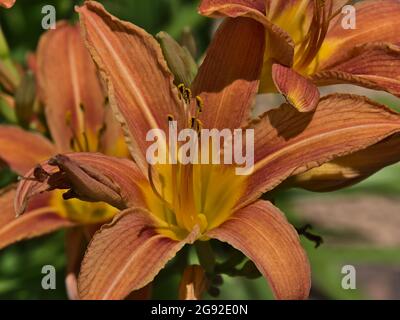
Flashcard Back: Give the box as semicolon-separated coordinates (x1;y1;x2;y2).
1;0;400;300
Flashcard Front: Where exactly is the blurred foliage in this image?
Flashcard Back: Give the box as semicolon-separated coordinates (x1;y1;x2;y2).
1;0;400;300
0;232;67;299
0;0;210;62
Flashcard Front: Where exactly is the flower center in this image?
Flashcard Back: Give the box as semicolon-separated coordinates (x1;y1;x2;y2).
50;190;118;224
269;0;342;75
143;162;247;241
141;85;248;240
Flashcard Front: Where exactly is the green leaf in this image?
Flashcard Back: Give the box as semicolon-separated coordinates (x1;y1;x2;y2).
156;31;197;87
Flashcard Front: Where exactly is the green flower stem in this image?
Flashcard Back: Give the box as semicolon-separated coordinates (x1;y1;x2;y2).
195;241;216;275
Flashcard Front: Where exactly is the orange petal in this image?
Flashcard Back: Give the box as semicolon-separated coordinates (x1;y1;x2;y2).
313;43;400;97
321;0;400;69
272;64;319;112
265;0;348;22
191;17;264;130
243;94;400;206
77;1;184;173
15;152;147;216
198;0;294;67
125;284;153;300
0;188;72;250
0;187;17;227
208;200;310;300
0;208;71;250
265;0;313;44
78;208;198;300
0;125;55;175
199;0;266;14
288;133;400;192
37;22;106;152
0;0;15;8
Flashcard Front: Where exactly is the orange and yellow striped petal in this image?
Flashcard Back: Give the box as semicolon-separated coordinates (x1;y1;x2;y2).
0;188;72;250
313;43;400;97
198;0;294;66
0;125;55;175
287;133;400;192
37;22;106;153
208;200;310;300
272;63;319;112
78;208;199;300
192;17;265;130
318;0;400;71
242;94;400;207
77;1;184;174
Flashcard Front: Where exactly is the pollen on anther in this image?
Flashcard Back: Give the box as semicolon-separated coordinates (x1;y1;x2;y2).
195;96;204;113
177;83;192;104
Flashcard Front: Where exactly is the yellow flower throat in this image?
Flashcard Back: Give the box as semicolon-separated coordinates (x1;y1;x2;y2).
143;86;248;241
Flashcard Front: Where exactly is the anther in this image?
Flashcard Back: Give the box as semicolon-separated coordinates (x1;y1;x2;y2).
167;114;174;122
195;96;204;113
195;119;203;131
184;87;192;103
178;83;186;95
177;83;192;104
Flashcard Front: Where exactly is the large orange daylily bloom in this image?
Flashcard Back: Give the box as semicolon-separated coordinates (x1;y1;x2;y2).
15;1;400;300
0;0;15;8
0;22;127;298
199;0;400;192
199;0;400;112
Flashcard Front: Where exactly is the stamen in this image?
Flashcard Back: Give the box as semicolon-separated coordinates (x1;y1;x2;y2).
190;117;196;129
195;119;203;131
69;137;76;151
96;122;107;152
147;164;174;212
167;114;174;123
178;83;192;104
195;96;204;113
178;83;186;96
65;110;85;152
82;131;90;151
294;0;334;71
96;100;110;152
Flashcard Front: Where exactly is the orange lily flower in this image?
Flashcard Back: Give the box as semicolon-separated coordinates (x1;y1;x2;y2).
199;0;400;192
0;0;15;8
0;22;127;298
15;1;400;300
199;0;400;112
